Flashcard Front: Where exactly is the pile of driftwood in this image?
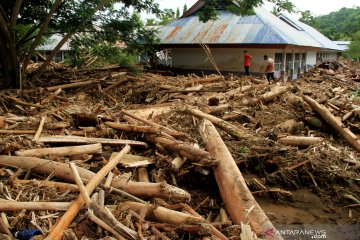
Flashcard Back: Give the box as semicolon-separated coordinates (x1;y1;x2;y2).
0;60;359;239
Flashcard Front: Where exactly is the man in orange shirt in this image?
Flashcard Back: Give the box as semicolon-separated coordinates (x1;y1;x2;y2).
243;50;252;76
263;55;275;83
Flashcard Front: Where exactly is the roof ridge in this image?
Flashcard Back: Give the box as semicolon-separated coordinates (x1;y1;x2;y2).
255;8;287;44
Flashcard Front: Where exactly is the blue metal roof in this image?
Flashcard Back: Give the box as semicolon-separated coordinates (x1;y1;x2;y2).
157;7;342;51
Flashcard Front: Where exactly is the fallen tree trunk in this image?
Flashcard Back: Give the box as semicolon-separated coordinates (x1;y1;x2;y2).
15;143;102;157
278;136;323;146
302;95;360;152
38;135;147;148
187;107;259;141
121;201;203;225
0;155;190;202
145;134;217;166
199;119;282;239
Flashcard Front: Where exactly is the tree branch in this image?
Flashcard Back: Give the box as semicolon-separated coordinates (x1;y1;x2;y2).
33;0;111;79
10;0;24;27
22;0;64;72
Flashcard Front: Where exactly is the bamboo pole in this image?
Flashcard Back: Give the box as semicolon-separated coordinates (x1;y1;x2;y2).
302;95;360;152
199;119;282;239
45;145;131;240
15;143;102;157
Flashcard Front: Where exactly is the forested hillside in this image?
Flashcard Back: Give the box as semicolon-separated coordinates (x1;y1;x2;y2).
300;7;360;40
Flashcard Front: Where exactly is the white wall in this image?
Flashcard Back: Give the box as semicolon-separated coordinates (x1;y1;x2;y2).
172;48;279;73
306;51;317;66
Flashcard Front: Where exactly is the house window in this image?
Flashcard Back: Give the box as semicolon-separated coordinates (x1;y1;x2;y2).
301;53;306;71
294;53;300;71
55;52;62;62
285;53;293;71
274;53;283;71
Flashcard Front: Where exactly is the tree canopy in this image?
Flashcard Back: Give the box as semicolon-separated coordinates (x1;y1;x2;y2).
0;0;161;88
299;7;360;41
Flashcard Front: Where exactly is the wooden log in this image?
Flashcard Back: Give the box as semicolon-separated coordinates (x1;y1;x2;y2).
91;202;137;239
38;135;147;147
0;216;12;237
15;143;102;157
171;155;186;170
145;134;217;166
261;86;291;102
199;119;282;239
105;122;182;137
103;78;130;93
278;136;323;146
121;110;189;139
302;95;360;152
183;76;223;87
45;145;131;240
187;107;259;141
3;95;43;108
33;116;47;141
137;167;150;182
121;201;203;225
13;179;78;193
0;201;71;211
0;155;190;202
46;79;100;91
87;211;125;240
0;130;36;134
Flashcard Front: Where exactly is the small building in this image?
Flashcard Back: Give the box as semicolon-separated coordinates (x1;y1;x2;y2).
155;0;342;79
35;34;71;62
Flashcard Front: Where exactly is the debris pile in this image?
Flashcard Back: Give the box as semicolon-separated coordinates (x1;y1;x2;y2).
0;61;359;239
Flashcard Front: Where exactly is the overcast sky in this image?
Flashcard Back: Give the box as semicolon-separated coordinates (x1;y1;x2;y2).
153;0;360;18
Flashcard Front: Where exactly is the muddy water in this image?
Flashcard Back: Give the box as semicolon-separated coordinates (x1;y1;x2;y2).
257;189;359;239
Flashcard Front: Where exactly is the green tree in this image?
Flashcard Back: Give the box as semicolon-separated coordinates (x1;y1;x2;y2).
183;4;188;14
176;7;180;18
158;8;175;25
301;7;360;40
198;0;296;21
345;31;360;60
299;10;318;27
0;0;161;89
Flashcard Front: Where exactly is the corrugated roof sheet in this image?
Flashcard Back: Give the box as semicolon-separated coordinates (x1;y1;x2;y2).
36;34;71;51
157;7;342;51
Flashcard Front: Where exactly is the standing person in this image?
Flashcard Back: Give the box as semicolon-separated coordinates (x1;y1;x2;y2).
243;50;252;76
263;55;275;83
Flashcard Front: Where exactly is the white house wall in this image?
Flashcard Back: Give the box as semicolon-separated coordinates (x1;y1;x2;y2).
306;51;317;66
171;48;278;73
